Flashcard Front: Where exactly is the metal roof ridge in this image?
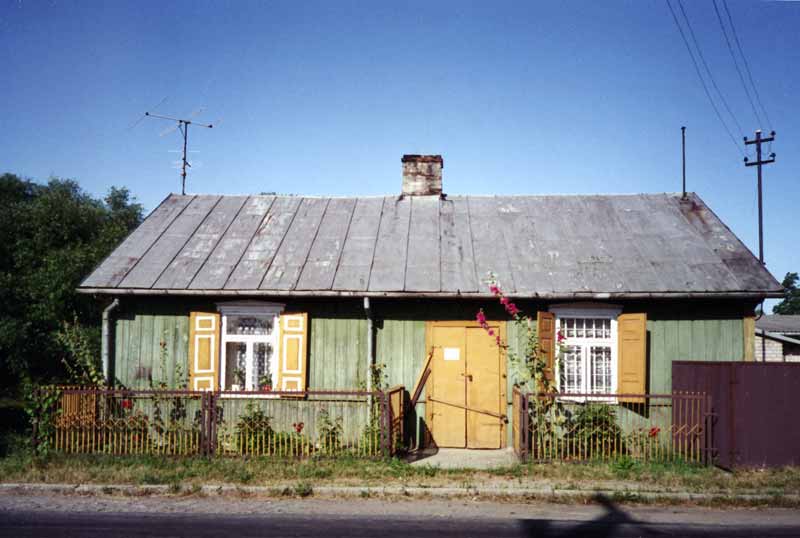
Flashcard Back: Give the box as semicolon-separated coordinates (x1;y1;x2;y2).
168;192;693;199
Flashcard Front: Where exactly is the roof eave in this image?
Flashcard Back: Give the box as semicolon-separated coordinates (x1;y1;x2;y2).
76;287;785;300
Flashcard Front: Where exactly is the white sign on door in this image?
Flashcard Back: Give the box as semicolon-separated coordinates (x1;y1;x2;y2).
444;347;460;361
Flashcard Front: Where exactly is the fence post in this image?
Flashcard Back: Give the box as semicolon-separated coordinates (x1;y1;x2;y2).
210;391;218;457
522;392;531;461
704;393;713;466
378;391;389;457
199;392;206;456
200;392;215;457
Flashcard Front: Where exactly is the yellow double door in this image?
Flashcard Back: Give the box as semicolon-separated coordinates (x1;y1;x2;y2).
428;322;505;449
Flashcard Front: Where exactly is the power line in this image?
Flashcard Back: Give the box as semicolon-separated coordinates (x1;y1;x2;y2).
665;0;744;157
712;0;763;130
722;0;773;130
677;0;745;138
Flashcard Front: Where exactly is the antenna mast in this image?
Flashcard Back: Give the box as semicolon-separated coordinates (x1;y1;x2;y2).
145;112;213;195
681;126;687;199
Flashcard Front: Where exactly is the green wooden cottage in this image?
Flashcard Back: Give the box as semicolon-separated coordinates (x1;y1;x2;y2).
78;154;782;450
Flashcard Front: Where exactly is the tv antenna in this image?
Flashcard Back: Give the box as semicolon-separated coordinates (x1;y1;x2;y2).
145;111;213;195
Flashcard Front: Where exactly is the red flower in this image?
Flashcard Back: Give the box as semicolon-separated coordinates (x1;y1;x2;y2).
495;335;502;346
557;330;565;343
293;422;305;434
121;399;133;410
648;426;660;438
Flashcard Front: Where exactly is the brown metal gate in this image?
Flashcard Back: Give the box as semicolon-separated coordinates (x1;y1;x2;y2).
673;361;800;468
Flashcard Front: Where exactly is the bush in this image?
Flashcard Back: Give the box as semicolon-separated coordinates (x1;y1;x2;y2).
235;403;274;455
564;403;623;459
316;408;343;455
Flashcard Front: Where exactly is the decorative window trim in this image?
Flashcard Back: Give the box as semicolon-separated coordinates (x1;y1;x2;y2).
549;303;622;402
217;301;284;395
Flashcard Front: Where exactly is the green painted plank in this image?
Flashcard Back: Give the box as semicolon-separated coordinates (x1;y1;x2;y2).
677;318;692;361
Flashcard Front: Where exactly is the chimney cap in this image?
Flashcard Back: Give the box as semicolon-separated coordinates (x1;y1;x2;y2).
401;154;443;166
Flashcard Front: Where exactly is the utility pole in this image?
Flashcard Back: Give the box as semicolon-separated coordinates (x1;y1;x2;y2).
744;129;776;265
744;129;775;363
145;112;213;195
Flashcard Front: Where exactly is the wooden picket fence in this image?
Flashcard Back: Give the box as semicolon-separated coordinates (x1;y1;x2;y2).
37;386;401;458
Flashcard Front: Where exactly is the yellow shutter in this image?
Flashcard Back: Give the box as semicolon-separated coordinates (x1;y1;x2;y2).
188;311;220;391
537;311;556;390
276;312;308;395
617;313;647;403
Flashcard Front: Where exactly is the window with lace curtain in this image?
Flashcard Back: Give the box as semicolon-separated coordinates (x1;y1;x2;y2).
550;305;621;399
218;303;283;392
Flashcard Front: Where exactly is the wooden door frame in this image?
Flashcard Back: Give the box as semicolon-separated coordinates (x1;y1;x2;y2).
424;320;507;449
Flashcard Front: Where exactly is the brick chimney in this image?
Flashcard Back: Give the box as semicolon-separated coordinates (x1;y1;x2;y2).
401;154;443;196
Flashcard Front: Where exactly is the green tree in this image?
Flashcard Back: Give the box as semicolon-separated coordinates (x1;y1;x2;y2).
0;174;143;392
773;272;800;315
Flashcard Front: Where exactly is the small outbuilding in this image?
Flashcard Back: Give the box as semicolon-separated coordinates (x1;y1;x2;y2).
755;315;800;362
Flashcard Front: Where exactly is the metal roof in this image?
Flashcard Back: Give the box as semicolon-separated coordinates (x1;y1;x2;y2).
79;192;782;299
756;315;800;334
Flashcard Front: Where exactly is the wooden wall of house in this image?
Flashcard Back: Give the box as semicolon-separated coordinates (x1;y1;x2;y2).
114;311;189;389
111;297;754;447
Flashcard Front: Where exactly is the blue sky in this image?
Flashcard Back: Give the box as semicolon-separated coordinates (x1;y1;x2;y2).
2;1;798;306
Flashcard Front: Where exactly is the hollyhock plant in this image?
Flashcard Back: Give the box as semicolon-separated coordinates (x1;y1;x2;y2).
476;272;562;396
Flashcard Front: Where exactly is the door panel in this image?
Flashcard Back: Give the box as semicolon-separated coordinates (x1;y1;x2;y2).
431;326;466;448
466;327;503;449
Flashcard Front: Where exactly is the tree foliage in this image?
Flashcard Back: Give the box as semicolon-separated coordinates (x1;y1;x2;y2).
773;272;800;315
0;173;143;391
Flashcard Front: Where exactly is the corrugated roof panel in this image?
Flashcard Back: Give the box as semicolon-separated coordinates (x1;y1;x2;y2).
404;196;441;292
368;196;411;292
119;195;220;288
295;197;355;291
154;196;248;289
468;197;516;293
224;196;302;289
188;196;274;290
332;197;383;291
81;194;192;288
439;197;478;293
260;197;328;290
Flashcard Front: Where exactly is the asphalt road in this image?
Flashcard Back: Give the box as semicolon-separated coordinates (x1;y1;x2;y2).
4;509;800;537
2;493;800;538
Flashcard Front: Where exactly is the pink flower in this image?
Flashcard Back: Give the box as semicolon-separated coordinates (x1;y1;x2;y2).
476;310;486;325
505;303;520;316
496;335;502;346
500;296;509;305
489;285;501;296
557;330;565;343
487;329;494;336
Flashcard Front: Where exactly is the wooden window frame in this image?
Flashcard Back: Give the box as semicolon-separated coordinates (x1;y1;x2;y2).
217;301;284;395
549;304;622;402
